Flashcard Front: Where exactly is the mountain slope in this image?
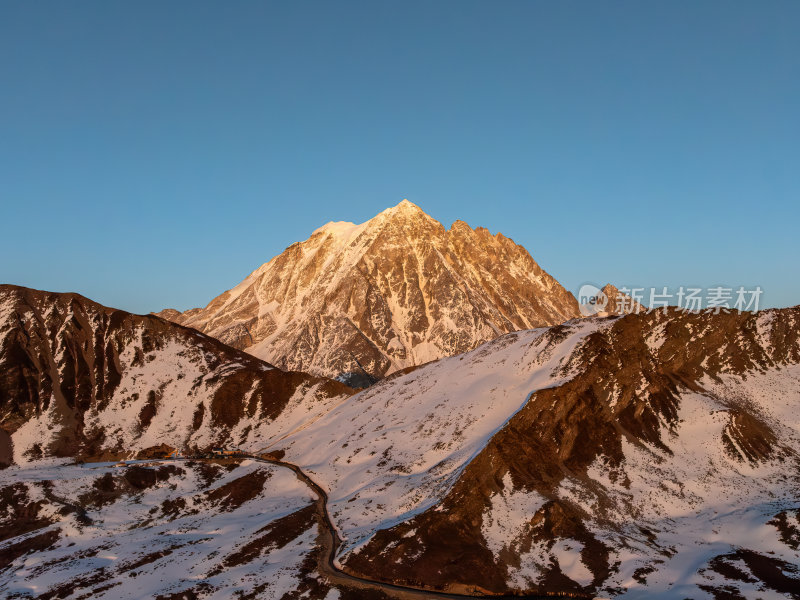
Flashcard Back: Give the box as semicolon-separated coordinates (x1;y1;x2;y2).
0;285;352;465
0;459;326;599
263;306;800;598
158;200;580;380
5;281;799;597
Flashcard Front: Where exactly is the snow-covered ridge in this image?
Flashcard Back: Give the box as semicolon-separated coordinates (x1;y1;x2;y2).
271;317;611;556
0;284;352;465
338;306;800;598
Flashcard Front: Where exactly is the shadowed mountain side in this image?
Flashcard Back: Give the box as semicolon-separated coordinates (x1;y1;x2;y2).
0;284;353;464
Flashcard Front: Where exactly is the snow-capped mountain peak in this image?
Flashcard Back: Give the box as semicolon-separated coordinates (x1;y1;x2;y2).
158;201;581;380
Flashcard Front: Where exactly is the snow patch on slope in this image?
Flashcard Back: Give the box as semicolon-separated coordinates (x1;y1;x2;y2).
12;395;63;464
482;472;548;556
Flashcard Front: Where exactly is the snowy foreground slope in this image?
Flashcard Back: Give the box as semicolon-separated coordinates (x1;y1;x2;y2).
158;200;580;380
0;285;352;464
266;307;800;598
0;459;332;599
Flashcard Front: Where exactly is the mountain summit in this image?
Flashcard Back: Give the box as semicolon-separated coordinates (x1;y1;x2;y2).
158;200;580;379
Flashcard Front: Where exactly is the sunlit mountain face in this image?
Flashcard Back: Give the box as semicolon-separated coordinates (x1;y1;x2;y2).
156;200;580;382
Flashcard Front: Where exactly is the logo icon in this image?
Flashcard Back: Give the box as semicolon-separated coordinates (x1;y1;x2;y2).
578;283;608;316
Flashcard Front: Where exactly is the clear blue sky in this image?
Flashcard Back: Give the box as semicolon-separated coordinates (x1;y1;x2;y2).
1;1;797;313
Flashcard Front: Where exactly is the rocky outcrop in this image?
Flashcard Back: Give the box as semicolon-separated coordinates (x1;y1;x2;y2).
599;283;648;315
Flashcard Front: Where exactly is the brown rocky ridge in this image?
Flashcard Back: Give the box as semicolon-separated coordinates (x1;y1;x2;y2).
0;284;352;465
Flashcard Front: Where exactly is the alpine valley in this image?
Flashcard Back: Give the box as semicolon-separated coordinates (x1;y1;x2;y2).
1;202;798;600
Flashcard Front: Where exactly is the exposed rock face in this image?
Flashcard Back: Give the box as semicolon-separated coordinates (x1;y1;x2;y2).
268;306;800;598
0;285;351;464
580;283;648;316
157;200;580;379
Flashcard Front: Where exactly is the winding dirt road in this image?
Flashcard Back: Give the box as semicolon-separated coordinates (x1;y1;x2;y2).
248;454;595;600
